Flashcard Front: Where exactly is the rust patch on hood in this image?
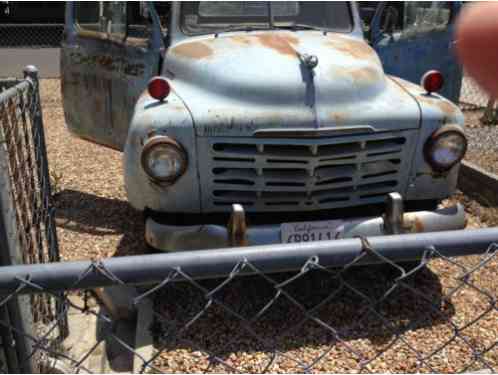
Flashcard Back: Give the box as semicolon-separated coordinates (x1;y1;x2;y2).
230;35;252;45
326;35;377;62
256;33;299;57
332;66;382;86
172;42;213;59
350;67;380;85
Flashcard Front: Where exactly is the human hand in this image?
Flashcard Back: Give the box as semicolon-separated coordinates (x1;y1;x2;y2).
456;2;498;98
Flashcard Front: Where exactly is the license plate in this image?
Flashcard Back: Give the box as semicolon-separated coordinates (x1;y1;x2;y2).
281;220;347;243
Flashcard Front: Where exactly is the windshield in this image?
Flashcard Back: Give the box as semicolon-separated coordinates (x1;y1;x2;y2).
180;2;353;35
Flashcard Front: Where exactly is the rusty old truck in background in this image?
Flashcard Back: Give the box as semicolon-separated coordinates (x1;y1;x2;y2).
61;2;468;254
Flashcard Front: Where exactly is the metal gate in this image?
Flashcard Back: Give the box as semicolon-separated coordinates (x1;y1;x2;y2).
0;66;65;373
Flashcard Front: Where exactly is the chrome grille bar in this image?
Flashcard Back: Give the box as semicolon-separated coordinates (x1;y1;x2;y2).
197;131;418;212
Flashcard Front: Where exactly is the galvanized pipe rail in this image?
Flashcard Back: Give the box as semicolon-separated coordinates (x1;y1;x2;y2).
0;227;497;295
0;78;31;101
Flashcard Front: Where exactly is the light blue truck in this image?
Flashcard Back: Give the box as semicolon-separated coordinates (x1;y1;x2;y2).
61;2;468;252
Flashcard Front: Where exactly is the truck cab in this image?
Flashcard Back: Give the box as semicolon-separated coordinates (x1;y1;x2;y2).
61;2;467;252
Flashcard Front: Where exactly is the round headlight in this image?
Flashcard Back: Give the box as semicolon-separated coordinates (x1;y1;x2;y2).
141;136;187;183
424;126;467;172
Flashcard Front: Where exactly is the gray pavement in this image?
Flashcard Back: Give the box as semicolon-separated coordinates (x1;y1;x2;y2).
0;48;60;78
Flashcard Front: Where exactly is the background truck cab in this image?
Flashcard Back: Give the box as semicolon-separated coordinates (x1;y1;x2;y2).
61;1;467;252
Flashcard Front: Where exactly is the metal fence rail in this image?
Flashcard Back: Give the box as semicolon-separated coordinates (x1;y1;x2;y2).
0;243;496;373
1;227;498;294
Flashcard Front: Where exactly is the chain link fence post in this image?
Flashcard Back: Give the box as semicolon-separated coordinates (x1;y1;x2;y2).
459;72;498;124
23;65;61;263
0;66;67;373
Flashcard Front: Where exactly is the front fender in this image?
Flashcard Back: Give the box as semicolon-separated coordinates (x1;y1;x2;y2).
124;91;201;213
390;76;465;201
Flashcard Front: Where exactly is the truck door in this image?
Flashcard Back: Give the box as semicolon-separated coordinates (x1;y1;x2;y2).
61;2;162;151
369;2;462;103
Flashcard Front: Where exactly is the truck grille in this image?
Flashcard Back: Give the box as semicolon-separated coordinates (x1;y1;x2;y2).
197;131;417;212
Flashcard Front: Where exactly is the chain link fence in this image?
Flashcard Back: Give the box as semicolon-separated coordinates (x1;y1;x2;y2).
0;66;66;373
1;67;498;373
0;24;64;48
459;73;498;125
0;241;497;373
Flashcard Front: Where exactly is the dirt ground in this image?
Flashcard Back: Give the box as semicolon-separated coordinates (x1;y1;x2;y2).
40;79;498;373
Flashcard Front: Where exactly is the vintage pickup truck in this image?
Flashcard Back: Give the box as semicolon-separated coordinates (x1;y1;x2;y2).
61;1;467;252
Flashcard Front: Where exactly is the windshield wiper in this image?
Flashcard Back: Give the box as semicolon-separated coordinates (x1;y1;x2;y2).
216;25;271;34
273;24;324;32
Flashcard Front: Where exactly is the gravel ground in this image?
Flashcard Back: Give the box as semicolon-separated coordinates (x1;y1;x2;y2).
41;79;147;261
464;110;498;176
39;79;498;373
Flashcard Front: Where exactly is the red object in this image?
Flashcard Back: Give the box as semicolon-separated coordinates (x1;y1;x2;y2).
148;77;170;101
421;70;444;94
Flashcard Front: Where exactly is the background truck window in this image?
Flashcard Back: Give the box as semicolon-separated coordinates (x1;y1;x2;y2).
75;1;127;38
403;2;451;36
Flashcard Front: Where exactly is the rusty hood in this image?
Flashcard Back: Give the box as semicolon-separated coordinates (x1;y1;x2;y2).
163;31;421;137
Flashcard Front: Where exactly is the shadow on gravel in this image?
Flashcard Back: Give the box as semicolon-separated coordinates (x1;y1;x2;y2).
151;255;453;371
53;189;146;257
53;190;455;371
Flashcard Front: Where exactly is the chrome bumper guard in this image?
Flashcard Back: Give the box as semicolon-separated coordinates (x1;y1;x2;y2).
146;193;466;252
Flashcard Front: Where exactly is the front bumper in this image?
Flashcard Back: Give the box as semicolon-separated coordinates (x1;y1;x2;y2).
145;193;467;252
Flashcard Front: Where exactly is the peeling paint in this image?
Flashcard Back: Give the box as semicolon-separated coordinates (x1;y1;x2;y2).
172;42;214;59
69;51;145;76
403;213;425;233
256;33;299;57
391;77;461;120
350;67;381;85
329;112;347;125
434;100;459;116
327;35;378;63
230;35;252;46
332;66;383;86
418;95;459;117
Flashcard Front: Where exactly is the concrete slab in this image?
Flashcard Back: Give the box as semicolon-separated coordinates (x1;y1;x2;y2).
94;285;139;321
62;296;108;373
133;295;154;373
44;291;154;373
61;295;135;373
458;160;498;207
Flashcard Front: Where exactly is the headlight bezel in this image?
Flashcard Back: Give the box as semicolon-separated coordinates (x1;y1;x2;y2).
140;135;188;184
423;125;468;172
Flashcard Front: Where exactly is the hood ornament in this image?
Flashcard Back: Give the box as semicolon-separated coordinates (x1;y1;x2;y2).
299;53;319;70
